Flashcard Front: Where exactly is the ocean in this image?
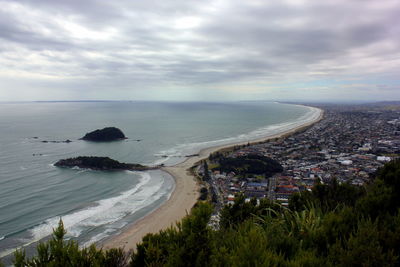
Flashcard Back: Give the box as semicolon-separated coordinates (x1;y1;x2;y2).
0;101;315;259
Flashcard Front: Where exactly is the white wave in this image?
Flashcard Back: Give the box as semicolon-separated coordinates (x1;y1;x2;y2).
28;171;165;243
79;171;173;247
0;236;4;241
0;171;174;257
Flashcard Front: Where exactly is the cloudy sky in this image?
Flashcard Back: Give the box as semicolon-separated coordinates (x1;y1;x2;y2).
0;0;399;101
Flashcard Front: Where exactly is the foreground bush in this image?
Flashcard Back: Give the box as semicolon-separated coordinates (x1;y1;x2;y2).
12;220;128;267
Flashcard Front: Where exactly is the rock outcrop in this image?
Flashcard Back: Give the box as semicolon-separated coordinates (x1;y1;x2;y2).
54;156;154;171
81;127;126;142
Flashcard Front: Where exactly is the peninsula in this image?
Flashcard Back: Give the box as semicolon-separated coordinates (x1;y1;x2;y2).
54;156;154;171
81;127;126;142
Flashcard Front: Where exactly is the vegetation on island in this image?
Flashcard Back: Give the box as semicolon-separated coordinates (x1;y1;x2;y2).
6;159;400;266
81;127;126;142
54;156;151;171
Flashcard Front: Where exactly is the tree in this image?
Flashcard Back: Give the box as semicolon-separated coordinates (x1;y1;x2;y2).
13;219;128;267
203;161;210;181
131;202;213;267
289;178;365;212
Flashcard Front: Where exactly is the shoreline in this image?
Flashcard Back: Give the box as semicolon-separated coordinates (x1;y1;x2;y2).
103;106;324;251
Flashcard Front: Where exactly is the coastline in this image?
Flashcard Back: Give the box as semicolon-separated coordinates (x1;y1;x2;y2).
103;106;324;251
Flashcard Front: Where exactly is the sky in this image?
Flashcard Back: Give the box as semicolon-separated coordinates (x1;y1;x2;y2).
0;0;399;102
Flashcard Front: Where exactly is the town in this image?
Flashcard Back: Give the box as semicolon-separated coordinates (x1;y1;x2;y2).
197;103;400;226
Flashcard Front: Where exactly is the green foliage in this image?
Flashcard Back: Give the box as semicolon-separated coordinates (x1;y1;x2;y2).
356;159;400;217
209;151;223;161
329;219;398;266
213;160;400;266
377;159;400;192
356;179;393;219
311;207;358;255
12;219;128;267
217;154;283;176
212;221;286;267
289;178;366;212
203;161;210;181
219;195;281;229
131;202;213;267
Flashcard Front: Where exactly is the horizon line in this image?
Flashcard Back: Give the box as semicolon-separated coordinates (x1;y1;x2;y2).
0;99;399;104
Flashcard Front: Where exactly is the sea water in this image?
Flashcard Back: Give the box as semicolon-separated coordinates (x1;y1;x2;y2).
0;101;316;259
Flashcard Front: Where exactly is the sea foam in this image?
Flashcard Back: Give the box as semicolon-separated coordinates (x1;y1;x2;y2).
27;171;169;246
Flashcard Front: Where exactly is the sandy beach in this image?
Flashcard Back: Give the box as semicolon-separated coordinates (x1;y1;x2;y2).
103;106;324;251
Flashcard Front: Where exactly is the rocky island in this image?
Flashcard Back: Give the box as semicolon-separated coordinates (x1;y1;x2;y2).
81;127;126;142
54;156;155;171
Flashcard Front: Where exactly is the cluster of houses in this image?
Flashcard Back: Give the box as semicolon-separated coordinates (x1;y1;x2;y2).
209;170;268;205
202;103;400;208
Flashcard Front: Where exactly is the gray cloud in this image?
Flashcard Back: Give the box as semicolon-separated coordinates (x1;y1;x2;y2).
0;0;399;101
